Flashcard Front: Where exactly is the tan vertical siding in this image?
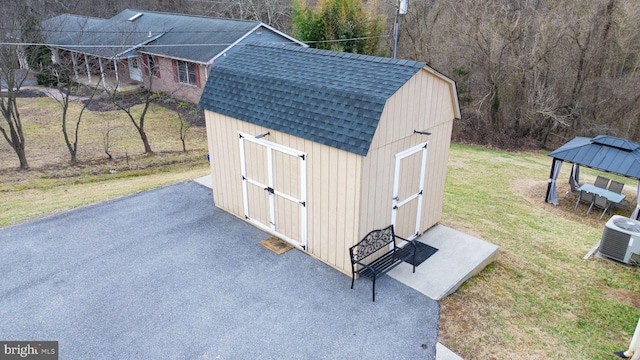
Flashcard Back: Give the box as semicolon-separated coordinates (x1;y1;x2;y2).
205;112;362;274
360;68;456;238
204;67;456;275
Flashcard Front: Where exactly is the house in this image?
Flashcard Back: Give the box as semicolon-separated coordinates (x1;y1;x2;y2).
40;9;305;103
198;43;461;275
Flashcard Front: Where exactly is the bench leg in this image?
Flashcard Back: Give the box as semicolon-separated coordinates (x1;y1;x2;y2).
351;274;355;289
372;277;376;302
412;247;416;274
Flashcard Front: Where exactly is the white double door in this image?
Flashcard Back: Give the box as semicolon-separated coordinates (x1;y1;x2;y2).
238;132;307;249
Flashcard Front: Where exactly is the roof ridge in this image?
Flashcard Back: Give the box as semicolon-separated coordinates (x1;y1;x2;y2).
46;13;107;21
213;65;389;102
121;8;262;24
246;42;426;68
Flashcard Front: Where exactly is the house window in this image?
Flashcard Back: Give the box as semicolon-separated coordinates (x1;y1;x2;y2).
176;61;196;85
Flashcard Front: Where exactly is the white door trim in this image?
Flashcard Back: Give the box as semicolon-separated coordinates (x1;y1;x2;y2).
391;141;429;240
238;132;308;250
128;57;143;82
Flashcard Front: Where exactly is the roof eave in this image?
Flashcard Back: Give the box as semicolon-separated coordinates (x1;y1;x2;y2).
207;23;307;65
421;65;461;119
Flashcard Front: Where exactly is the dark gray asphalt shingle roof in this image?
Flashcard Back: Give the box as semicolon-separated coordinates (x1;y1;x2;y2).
41;14;130;58
113;9;262;63
198;43;426;156
548;135;640;179
42;9;290;62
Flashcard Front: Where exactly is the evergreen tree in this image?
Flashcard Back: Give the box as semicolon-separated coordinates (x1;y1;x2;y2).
292;0;385;56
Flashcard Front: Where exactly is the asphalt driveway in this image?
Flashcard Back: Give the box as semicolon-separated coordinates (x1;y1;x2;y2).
0;181;439;359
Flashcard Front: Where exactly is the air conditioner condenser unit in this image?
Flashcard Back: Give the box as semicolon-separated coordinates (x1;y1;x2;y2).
598;215;640;264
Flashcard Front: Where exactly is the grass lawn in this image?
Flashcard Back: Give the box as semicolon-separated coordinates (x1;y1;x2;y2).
2;93;639;359
439;143;640;360
0;92;210;227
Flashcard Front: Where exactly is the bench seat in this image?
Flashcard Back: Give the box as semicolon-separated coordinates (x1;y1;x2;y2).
349;225;416;301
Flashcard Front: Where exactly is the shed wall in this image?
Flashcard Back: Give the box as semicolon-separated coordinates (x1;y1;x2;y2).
205;111;363;274
359;69;455;238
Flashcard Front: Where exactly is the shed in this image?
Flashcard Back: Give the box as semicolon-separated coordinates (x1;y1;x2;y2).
198;43;461;274
545;135;640;219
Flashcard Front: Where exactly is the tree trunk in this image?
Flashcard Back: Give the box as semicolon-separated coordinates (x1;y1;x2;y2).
139;128;153;154
16;144;28;170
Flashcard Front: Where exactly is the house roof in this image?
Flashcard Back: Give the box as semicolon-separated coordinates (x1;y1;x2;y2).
41;14;131;58
548;135;640;179
41;9;302;62
198;43;429;156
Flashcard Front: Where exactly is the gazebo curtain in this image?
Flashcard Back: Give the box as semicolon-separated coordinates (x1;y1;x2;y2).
569;164;580;190
632;184;640;220
545;158;563;205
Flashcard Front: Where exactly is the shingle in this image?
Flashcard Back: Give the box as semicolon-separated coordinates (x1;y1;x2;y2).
199;43;425;156
42;9;300;63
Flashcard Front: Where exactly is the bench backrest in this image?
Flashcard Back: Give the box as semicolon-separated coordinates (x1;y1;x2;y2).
349;225;397;264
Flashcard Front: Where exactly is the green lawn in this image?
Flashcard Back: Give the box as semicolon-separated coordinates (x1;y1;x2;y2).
439;143;640;360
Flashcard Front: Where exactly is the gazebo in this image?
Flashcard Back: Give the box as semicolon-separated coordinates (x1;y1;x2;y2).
545;135;640;220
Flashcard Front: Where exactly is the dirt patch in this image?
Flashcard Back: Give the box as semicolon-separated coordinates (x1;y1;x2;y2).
609;288;640;310
15;89;48;98
513;177;637;228
81;90;204;126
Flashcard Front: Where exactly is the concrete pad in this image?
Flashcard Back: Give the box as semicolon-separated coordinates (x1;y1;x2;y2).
436;343;464;360
388;224;499;301
194;175;212;188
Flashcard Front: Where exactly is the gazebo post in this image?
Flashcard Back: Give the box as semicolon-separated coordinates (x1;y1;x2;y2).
545;158;562;205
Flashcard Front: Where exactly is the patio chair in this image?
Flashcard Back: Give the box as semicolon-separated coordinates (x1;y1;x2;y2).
594;176;610;188
565;179;581;197
574;190;594;210
608;180;624;194
587;194;611;219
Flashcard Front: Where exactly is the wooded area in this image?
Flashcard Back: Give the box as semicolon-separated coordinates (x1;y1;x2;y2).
6;0;640;150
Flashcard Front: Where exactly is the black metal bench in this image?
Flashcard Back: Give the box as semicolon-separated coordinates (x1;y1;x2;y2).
349;225;417;301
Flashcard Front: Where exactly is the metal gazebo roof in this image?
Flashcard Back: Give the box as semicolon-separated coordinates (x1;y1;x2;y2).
547;135;640;180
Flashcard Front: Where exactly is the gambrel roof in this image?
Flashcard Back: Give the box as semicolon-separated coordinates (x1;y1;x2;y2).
41;9;304;62
199;43;435;156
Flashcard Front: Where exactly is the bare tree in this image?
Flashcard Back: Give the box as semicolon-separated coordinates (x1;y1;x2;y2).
0;2;43;169
398;0;640;148
110;87;156;154
46;61;103;165
174;101;199;152
101;115;119;160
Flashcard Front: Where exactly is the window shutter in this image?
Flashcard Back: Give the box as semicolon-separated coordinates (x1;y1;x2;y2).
172;60;178;82
195;64;201;88
142;56;149;75
155;57;161;79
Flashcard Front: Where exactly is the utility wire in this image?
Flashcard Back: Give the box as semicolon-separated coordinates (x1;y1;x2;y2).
0;35;388;48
